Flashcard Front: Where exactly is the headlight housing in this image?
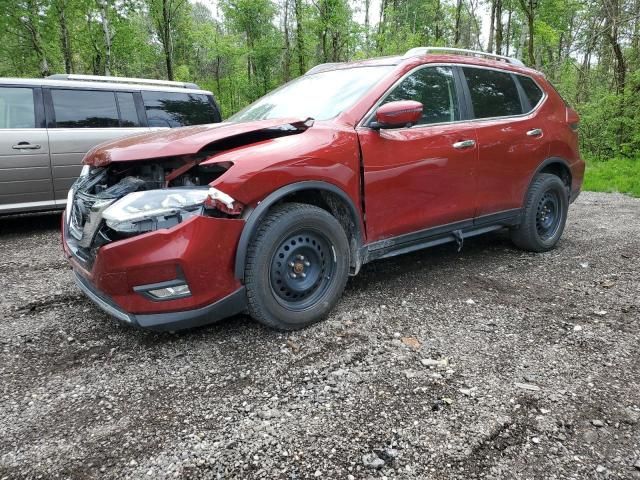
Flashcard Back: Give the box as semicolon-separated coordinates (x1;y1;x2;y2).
102;187;242;233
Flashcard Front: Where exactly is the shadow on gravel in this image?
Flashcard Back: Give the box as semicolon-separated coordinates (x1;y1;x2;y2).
0;211;61;236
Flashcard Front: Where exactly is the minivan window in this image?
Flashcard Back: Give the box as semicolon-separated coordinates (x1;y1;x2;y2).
116;92;141;127
0;87;35;129
517;75;544;111
382;66;460;125
52;89;120;128
142;92;218;127
463;67;522;118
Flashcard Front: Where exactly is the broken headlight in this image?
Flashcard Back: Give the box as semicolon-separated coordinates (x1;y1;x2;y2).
102;187;242;233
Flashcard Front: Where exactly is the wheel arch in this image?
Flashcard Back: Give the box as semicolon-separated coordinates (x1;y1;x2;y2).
234;181;364;282
527;157;572;201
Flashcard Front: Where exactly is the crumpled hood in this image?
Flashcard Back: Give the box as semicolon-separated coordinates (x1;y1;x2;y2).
84;118;314;167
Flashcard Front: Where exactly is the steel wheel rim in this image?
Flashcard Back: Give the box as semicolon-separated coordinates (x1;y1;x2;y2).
269;230;335;311
536;190;561;240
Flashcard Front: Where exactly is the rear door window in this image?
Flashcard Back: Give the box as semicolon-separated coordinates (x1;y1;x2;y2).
517;75;544;111
462;67;522;118
0;87;36;129
381;66;460;125
51;89;120;128
142;91;219;127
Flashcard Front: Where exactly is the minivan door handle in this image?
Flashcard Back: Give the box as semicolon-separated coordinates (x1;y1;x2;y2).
526;128;543;137
12;142;41;150
452;139;476;149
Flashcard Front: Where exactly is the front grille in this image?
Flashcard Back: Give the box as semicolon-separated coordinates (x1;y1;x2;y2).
69;196;90;240
66;189;118;266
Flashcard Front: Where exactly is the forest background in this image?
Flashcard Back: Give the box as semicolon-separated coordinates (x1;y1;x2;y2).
1;0;638;195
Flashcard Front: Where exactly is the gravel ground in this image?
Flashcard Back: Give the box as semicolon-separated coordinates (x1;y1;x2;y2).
1;191;639;480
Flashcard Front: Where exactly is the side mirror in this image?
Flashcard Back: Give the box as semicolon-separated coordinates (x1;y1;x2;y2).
372;100;423;129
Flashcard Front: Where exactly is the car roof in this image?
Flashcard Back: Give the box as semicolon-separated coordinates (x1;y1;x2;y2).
306;50;542;78
0;77;213;95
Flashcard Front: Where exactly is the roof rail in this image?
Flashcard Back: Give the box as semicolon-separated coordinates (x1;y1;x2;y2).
305;63;345;75
46;74;201;90
402;47;525;67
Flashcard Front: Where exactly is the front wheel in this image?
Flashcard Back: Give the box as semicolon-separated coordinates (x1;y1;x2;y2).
245;203;350;330
510;173;569;252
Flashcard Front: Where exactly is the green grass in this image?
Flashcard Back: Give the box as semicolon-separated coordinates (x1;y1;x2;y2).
583;157;640;197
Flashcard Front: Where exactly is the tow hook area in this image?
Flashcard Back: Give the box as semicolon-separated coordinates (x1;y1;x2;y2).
452;229;464;252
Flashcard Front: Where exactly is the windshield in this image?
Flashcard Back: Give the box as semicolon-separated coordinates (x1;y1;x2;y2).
229;66;393;122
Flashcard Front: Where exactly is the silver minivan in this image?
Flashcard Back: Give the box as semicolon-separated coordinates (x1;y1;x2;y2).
0;74;221;214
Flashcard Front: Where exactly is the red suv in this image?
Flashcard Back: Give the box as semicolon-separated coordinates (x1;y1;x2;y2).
62;47;584;331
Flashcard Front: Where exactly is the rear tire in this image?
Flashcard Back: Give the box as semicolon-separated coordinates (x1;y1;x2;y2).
245;203;350;330
510;173;569;252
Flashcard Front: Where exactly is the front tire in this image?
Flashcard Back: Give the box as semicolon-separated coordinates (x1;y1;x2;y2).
510;173;569;252
245;203;350;330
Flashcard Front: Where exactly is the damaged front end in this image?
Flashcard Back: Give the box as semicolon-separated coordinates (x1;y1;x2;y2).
65;158;241;266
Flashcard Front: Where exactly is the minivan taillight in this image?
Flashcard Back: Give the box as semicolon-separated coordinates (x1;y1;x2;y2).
566;107;580;131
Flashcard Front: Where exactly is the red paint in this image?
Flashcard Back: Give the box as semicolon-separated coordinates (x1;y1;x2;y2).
63;215;244;314
375;100;423;128
84;117;312;166
357;122;479;239
65;52;584;323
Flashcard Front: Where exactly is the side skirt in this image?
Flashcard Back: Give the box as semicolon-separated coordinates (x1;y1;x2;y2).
362;209;522;263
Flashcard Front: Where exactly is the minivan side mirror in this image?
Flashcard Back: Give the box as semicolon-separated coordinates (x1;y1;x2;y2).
371;100;423;129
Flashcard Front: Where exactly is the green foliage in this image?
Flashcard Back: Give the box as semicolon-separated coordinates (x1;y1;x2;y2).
584;157;640;197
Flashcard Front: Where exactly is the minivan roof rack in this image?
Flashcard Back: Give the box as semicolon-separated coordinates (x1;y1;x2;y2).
402;47;525;67
46;74;201;90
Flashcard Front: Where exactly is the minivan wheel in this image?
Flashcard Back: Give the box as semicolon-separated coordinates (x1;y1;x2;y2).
245;202;350;330
510;173;569;252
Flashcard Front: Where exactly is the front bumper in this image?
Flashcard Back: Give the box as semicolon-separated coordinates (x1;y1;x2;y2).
63;213;248;330
74;272;246;330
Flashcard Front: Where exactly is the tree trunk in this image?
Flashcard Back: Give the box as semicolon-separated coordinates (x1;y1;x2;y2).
377;0;387;53
517;0;535;66
24;0;50;77
56;0;73;73
505;7;511;55
98;0;112;75
294;0;305;74
605;0;626;94
364;0;370;50
454;0;462;46
633;0;640;53
162;0;174;80
488;0;496;53
283;0;291;81
495;0;502;55
434;0;441;42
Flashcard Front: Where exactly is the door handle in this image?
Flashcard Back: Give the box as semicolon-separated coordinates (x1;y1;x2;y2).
526;128;543;137
12;143;41;150
452;139;476;149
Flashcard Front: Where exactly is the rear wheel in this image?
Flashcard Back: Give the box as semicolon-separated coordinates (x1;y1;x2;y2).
245;203;350;330
510;173;569;252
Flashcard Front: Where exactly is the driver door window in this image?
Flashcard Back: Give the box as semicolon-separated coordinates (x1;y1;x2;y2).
381;66;460;125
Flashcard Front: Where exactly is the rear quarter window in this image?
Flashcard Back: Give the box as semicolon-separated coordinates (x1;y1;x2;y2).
142;91;220;127
463;67;522;118
517;75;544;111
